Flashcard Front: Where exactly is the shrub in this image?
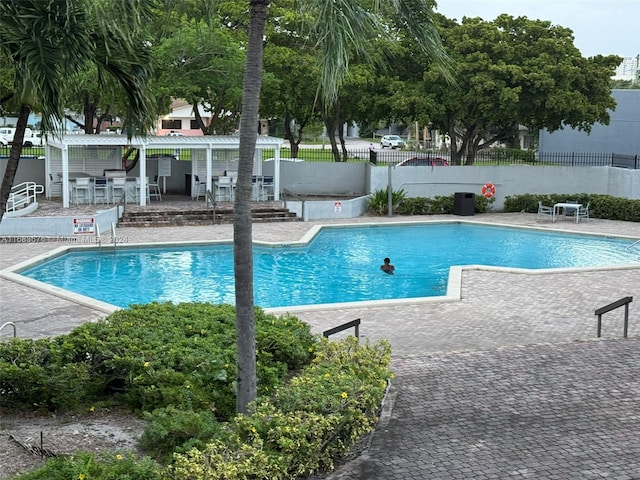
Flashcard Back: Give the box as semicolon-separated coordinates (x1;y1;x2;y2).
166;337;393;480
140;407;222;460
392;193;493;216
503;193;640;222
11;452;161;480
6;328;392;480
0;303;317;418
367;188;406;215
0;338;93;410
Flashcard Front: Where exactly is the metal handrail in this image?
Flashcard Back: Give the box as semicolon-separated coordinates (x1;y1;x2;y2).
206;189;216;224
95;222;102;249
0;322;16;338
110;222;118;250
323;318;361;339
594;296;633;338
114;192;126;226
5;181;43;212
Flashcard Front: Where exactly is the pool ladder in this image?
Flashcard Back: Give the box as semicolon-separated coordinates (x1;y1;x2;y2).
0;322;16;339
626;239;640;260
96;222;119;251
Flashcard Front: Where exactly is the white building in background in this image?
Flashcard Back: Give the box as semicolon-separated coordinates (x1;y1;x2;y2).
613;55;639;81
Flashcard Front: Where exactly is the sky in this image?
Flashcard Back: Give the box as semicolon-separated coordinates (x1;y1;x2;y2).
434;0;639;58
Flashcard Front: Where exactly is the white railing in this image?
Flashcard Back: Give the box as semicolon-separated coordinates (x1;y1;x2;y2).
6;181;44;212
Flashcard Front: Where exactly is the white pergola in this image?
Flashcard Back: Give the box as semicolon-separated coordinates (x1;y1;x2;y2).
45;134;283;208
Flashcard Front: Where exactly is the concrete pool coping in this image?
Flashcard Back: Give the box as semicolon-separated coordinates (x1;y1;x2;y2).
2;218;639;317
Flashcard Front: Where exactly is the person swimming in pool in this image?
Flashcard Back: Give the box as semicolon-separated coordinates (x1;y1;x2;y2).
380;257;395;274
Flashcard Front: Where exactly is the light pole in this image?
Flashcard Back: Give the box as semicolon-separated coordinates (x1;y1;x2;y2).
387;161;393;217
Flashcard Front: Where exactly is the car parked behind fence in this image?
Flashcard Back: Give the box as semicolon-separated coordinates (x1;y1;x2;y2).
397;156;449;166
380;135;406;149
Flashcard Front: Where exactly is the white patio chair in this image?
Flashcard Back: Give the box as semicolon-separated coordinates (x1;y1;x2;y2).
192;174;207;201
47;173;62;200
110;177;127;204
563;200;579;219
93;177;109;204
72;177;91;204
537;201;553;221
577;202;590;222
259;176;274;201
149;175;162;201
251;175;262;201
215;176;233;202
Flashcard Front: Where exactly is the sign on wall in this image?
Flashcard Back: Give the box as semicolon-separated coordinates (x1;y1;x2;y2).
73;217;95;235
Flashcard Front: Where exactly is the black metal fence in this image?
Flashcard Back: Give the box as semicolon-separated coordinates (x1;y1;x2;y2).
0;145;45;159
2;145;638;169
280;147;640;168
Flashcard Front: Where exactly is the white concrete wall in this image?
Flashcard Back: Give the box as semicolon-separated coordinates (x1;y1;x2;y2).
4;156;639;215
285;195;370;221
0;207;119;237
0;157;46;187
369;165;640;210
264;160;367;196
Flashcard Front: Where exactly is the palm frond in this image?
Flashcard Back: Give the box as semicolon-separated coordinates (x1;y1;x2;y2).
297;0;454;105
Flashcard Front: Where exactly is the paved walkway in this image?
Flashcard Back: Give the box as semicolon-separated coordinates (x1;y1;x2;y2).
1;212;639;478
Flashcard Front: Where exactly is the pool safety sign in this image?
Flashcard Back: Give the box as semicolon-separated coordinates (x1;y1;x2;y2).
334;201;342;213
73;217;95;235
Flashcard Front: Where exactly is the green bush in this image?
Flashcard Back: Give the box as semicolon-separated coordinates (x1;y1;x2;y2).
367;188;406;215
384;193;493;216
6;322;392;480
0;338;93;411
140;407;222;460
12;452;162;480
0;303;317;418
489;148;536;164
503;193;640;222
166;336;393;480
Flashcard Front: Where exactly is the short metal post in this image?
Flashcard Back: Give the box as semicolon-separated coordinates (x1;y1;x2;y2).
597;314;602;338
624;303;629;338
387;163;393;217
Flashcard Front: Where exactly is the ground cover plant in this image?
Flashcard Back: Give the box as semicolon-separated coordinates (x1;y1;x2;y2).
1;303;393;479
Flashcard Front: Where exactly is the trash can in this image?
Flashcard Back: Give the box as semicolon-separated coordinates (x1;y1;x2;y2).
185;173;192;196
454;192;475;216
369;150;377;165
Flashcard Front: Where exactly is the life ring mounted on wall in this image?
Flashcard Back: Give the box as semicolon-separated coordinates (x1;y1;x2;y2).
481;183;496;198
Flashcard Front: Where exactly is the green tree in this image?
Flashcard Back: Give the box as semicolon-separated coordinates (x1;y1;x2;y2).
234;0;451;414
153;17;246;135
422;15;621;164
0;0;156;220
260;0;322;157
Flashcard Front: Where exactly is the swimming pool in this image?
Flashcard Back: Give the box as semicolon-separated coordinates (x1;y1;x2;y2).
14;222;640;310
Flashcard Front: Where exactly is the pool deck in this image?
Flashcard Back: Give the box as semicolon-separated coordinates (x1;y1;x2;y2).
1;211;640;478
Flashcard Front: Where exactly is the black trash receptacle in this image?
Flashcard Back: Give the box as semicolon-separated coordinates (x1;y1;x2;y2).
454;192;475;216
185;173;192;196
369;150;377;164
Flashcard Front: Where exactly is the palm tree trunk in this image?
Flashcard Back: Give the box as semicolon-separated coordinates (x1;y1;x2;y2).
234;0;270;415
0;104;31;222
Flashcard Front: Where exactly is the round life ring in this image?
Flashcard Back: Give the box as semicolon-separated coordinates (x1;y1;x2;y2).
482;183;496;198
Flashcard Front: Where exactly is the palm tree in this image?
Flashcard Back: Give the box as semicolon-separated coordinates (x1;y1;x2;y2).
0;0;155;220
234;0;451;414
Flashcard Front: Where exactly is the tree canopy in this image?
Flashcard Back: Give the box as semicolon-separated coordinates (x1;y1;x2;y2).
416;14;621;164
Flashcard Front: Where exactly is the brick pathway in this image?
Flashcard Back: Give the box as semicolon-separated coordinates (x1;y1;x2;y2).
1;211;639;478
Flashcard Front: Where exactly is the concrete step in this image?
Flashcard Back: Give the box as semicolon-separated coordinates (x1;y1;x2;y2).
119;207;300;227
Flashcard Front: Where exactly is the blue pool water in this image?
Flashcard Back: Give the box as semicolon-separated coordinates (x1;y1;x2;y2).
20;223;639;309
